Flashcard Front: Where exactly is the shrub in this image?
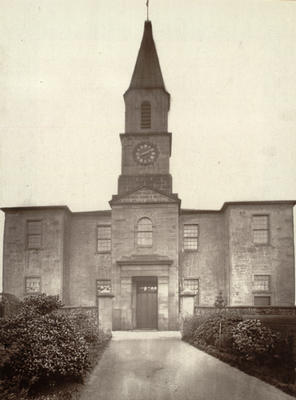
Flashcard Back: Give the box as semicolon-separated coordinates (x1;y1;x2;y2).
192;311;243;349
214;312;243;350
181;314;208;342
0;296;89;392
69;311;111;345
232;319;280;362
21;293;63;315
214;291;226;308
182;311;243;351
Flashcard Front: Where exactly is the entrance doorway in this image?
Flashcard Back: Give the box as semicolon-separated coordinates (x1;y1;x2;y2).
135;277;158;329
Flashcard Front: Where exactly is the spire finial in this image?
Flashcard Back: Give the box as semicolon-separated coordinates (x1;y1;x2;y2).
146;0;149;21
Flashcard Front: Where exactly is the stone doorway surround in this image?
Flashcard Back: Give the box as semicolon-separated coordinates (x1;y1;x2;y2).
115;256;173;330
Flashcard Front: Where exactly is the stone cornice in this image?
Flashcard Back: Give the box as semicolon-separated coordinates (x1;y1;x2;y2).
97;293;115;298
110;186;180;207
117;258;173;266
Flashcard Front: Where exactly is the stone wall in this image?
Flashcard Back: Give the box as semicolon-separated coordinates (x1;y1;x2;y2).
111;202;179;330
2;208;68;300
179;212;226;306
58;305;98;325
67;212;111;307
120;133;171;176
195;306;296;316
118;173;172;196
62;209;71;305
0;293;21;318
227;204;295;306
124;88;169;133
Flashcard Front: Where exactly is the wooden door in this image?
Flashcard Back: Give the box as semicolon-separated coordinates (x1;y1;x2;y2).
136;278;158;329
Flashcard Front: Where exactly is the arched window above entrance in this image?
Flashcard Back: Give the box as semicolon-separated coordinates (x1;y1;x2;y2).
136;217;152;247
141;101;151;129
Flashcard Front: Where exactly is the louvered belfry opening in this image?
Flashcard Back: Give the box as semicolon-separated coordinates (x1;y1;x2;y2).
141;101;151;129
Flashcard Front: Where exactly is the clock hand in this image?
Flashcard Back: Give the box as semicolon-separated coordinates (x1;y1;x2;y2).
139;148;154;156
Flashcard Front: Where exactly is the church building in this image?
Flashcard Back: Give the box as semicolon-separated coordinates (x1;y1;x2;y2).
1;20;295;330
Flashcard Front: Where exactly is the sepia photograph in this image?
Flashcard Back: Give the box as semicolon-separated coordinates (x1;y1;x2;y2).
0;0;296;399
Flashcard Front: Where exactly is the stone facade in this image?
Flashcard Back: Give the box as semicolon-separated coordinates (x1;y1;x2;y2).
227;204;295;306
2;207;68;300
66;211;111;307
1;21;295;330
110;190;180;330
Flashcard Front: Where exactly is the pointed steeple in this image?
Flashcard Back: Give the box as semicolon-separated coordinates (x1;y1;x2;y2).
119;19;172;195
124;20;170;133
128;21;166;90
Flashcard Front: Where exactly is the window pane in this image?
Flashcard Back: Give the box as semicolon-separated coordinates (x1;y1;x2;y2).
254;275;270;291
184;237;198;250
137;231;152;246
137;218;152;246
26;277;41;293
183;224;199;250
254;296;271;306
253;216;268;230
97;226;111;239
184;225;198;238
137;283;158;293
27;220;42;249
137;218;152;230
253;230;268;244
97;225;111;252
97;239;111;252
28;234;41;249
27;221;41;234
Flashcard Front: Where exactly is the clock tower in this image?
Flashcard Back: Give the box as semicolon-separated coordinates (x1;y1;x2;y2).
110;20;180;331
118;20;173;195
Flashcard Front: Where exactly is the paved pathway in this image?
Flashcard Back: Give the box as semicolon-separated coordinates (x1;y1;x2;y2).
79;331;294;400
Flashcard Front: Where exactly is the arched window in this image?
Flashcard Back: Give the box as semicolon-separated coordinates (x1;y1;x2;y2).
141;101;151;129
136;217;152;247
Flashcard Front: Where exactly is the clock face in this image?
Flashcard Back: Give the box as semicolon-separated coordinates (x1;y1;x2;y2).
133;142;159;165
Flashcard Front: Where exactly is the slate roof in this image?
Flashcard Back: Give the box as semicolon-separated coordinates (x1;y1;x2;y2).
128;21;166;91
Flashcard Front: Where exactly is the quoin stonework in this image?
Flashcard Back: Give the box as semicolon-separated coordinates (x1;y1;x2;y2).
1;21;295;330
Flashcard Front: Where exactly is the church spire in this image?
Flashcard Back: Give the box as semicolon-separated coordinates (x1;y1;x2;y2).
128;21;166;91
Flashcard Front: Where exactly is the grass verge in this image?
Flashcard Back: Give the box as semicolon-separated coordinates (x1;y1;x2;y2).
183;338;296;398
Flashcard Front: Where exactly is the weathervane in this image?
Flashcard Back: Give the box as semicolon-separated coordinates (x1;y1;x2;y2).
146;0;149;21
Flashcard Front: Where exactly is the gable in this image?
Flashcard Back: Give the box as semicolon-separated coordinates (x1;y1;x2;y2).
110;187;180;205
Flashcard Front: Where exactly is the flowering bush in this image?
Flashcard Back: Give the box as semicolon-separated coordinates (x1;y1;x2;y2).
232;319;280;362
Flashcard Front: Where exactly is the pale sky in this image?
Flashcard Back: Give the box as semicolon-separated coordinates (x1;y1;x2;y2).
1;0;296;289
